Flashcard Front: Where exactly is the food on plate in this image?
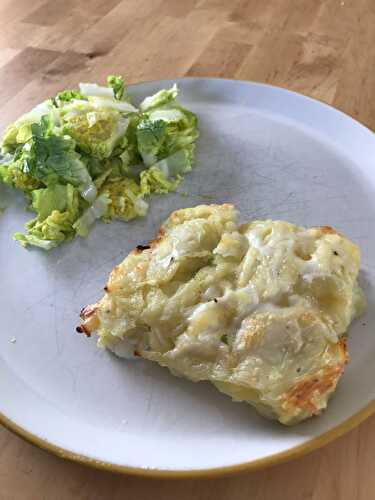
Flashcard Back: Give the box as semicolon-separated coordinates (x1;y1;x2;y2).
78;204;365;425
0;77;198;249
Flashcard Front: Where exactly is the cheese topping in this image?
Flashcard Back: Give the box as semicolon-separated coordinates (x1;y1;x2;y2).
79;204;365;424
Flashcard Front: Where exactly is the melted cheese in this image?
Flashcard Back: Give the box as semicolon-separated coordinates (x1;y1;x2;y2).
80;204;365;424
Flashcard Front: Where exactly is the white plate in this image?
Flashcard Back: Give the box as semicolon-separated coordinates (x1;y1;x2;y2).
1;78;375;476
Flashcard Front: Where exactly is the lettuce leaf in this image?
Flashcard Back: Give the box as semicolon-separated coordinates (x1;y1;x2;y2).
136;119;167;166
1;124;18;152
14;183;80;249
0;77;199;250
136;106;198;168
1;101;55;153
101;177;148;221
88;96;138;113
79;82;114;98
55;89;86;104
62;106;129;160
107;75;126;100
151;145;195;178
139;84;178;112
30;184;75;221
20;121;97;202
73;193;110;237
0;159;42;193
140;166;180;195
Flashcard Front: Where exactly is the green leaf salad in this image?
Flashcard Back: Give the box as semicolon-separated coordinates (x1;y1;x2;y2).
0;76;199;249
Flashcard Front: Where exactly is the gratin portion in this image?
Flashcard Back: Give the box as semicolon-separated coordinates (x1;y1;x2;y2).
79;204;365;424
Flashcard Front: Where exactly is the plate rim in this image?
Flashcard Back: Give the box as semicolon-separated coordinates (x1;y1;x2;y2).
1;400;374;477
2;76;375;477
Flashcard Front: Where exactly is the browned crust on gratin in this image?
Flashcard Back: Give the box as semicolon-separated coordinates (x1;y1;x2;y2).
77;304;100;336
130;227;166;256
135;244;151;252
149;226;166;249
283;339;348;414
76;324;92;337
318;226;337;235
109;265;122;280
80;305;98;319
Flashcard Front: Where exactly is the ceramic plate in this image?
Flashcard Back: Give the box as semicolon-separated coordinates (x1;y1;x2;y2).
1;78;375;476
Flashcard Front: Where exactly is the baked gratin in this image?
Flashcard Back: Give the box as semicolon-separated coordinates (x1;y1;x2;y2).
78;204;365;425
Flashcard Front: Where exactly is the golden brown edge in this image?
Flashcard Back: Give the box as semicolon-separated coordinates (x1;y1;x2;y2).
1;398;374;478
2;77;374;478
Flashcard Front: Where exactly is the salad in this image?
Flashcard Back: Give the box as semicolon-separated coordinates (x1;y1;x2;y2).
0;76;199;250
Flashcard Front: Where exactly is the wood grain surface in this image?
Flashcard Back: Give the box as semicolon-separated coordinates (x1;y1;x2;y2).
1;0;375;498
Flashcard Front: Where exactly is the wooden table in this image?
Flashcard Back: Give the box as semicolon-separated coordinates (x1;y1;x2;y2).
1;0;375;498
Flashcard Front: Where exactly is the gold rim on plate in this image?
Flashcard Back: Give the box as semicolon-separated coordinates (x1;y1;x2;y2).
1;400;375;478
